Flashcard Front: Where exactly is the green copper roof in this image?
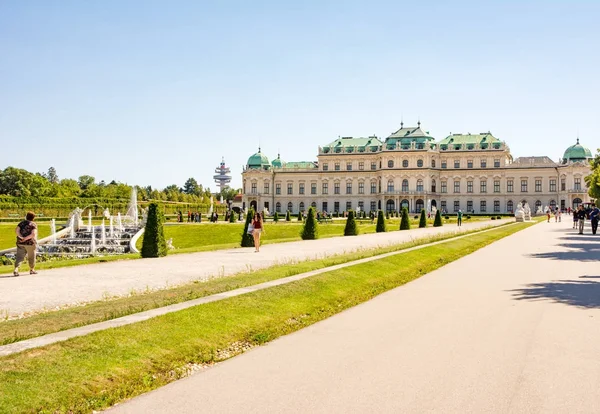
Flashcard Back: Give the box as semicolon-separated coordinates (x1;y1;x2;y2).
322;136;383;154
283;161;318;169
247;148;270;169
563;139;592;163
438;132;502;150
385;123;435;150
271;154;283;168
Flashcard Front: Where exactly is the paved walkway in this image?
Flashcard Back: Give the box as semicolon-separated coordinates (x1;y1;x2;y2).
0;220;501;318
108;218;600;413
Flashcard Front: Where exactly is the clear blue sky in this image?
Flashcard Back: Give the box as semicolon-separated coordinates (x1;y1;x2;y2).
1;1;598;190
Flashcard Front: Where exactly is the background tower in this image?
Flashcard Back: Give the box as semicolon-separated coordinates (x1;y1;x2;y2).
213;157;232;193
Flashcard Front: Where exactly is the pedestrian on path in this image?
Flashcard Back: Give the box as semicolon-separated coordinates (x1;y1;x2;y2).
590;204;599;235
573;209;578;229
252;212;265;252
13;211;38;277
547;210;551;223
457;209;463;226
576;205;587;234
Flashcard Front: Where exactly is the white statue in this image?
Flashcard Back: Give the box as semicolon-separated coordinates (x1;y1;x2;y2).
166;238;175;250
103;208;111;220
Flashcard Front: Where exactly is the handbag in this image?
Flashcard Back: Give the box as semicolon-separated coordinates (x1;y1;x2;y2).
247;223;254;234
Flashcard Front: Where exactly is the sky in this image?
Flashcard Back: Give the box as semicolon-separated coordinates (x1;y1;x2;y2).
1;0;599;191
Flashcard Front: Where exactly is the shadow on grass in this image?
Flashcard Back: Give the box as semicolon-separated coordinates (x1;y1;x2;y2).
509;277;600;308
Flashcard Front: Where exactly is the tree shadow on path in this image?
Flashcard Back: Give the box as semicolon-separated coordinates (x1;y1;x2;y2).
508;277;600;309
527;236;600;262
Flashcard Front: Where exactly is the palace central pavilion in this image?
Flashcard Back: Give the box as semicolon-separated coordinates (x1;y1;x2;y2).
242;122;593;215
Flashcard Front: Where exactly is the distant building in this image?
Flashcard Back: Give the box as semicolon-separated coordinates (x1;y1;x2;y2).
213;157;232;193
242;122;593;214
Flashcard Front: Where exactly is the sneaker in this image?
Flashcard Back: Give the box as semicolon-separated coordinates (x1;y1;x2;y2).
13;271;19;277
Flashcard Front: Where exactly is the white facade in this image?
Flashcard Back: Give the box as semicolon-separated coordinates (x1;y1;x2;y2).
242;125;592;215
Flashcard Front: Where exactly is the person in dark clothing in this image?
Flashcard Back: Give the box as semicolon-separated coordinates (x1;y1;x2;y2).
589;204;599;235
576;205;587;234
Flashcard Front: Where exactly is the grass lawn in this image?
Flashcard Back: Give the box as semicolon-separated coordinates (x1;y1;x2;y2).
0;223;508;345
0;220;536;413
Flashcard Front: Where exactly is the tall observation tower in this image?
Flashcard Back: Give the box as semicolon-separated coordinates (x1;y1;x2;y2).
213;157;232;192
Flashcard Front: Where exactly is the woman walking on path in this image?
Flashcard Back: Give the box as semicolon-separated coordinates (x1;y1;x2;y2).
252;212;265;252
13;211;38;277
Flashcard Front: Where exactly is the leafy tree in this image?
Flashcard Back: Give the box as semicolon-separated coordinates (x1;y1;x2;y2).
0;167;51;196
286;210;291;221
183;177;200;196
241;209;255;247
301;207;318;240
344;210;359;236
376;210;386;233
47;167;59;184
400;207;410;230
434;209;443;227
585;149;600;200
219;186;239;202
141;203;167;258
419;209;427;228
77;175;95;190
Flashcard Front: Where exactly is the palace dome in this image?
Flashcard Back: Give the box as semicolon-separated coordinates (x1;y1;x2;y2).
271;154;284;168
247;148;270;169
562;139;592;163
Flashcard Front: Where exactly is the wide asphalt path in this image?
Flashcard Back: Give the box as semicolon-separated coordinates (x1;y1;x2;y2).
109;218;600;413
0;220;500;318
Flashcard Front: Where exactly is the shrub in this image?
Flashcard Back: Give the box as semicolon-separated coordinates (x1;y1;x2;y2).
141;202;167;258
400;207;410;230
334;211;339;218
386;211;390;219
300;207;318;240
444;215;450;220
229;211;236;223
240;209;255;247
466;215;471;220
274;211;279;222
298;212;303;221
419;209;427;228
491;216;496;220
433;209;443;227
395;211;399;218
414;215;419;220
496;216;501;219
344;210;359;236
286;210;291;221
376;210;386;233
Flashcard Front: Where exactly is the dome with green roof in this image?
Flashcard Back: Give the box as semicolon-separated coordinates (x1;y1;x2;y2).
271;153;284;168
247;148;270;169
562;139;592;164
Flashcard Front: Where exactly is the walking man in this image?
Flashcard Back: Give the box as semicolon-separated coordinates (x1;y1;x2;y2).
576;205;587;234
457;209;463;227
590;204;599;235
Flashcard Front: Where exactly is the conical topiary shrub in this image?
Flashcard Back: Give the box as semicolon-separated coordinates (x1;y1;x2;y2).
241;208;255;247
229;211;236;223
400;207;410;230
286;210;291;221
344;210;359;236
298;211;303;221
386;211;390;219
141;202;167;258
419;209;427;228
274;211;279;223
433;209;443;227
376;210;386;233
301;207;318;240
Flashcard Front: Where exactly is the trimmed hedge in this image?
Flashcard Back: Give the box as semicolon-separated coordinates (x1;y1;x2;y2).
434;210;443;227
419;209;427;228
344;210;359;236
400;207;410;230
240;209;255;247
300;207;318;240
141;203;167;258
376;210;386;233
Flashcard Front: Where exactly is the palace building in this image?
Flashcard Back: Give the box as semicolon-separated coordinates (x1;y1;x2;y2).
241;122;593;215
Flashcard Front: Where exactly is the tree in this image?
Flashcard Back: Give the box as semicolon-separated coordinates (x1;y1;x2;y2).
400;207;410;230
419;209;427;228
298;211;303;221
183;178;200;196
585;149;600;200
433;209;443;227
376;210;386;233
274;211;279;222
47;167;59;184
229;211;236;223
141;203;167;258
386;211;390;219
344;210;359;236
286;210;291;221
77;175;95;190
300;207;318;240
241;209;255;247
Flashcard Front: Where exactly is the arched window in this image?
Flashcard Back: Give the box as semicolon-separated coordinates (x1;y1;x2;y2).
416;199;424;212
431;179;437;193
387;180;394;192
311;201;317;208
416;179;423;192
507;200;514;212
401;199;409;210
276;202;281;213
417;159;423;168
299;201;305;211
431;159;436;168
550;200;557;210
386;199;395;212
535;200;542;211
388;160;394;168
287;202;293;212
402;159;409;168
402;179;409;192
573;198;582;209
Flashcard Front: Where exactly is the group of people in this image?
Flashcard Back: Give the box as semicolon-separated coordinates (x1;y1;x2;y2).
177;210;233;223
572;204;600;235
546;209;562;223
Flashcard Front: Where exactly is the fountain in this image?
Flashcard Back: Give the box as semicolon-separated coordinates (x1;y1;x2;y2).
69;216;75;239
101;220;106;246
109;216;114;238
117;213;123;232
88;210;92;232
50;219;57;244
90;226;96;254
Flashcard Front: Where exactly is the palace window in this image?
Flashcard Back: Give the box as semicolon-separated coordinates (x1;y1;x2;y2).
480;180;487;193
535;180;542;192
371;182;377;194
251;183;257;194
550;179;556;192
299;201;305;211
359;162;364;170
480;200;487;212
322;201;328;212
323;163;328;171
335;162;340;171
264;183;270;194
431;159;436;168
402;179;409;192
287;202;293;212
454;180;460;193
467;160;473;169
358;182;364;194
441;160;447;169
494;180;500;193
371;162;377;170
402;159;409;168
417;159;423;168
388;160;394;168
322;182;328;195
481;159;487;168
287;183;293;195
276;202;281;213
346;182;352;194
507;200;514;212
454;160;460;169
311;183;317;194
507;180;514;193
535;200;542;211
575;178;581;191
494;159;500;168
441;201;447;212
441;181;447;193
275;183;281;195
431;179;437;193
346;201;352;211
299;183;305;195
347;162;352;171
494;200;500;212
467;200;473;212
417;180;424;192
358;201;364;211
370;201;376;212
521;180;528;192
467;180;473;193
387;180;394;192
311;201;317;208
454;201;460;212
334;201;339;212
334;183;340;194
561;178;566;191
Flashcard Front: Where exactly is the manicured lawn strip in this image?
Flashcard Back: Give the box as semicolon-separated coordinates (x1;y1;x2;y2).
0;223;51;250
0;221;535;413
0;224;507;345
